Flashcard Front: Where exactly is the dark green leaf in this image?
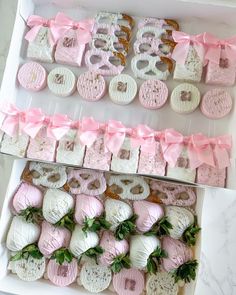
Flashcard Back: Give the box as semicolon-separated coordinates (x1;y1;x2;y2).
172;260;198;283
147;257;157;274
183;216;201;246
115;215;137;240
56;209;75;232
99;216;111;230
84;246;104;263
10;252;23;261
111;254;131;273
51;248;73;265
157;217;173;236
19;207;43;224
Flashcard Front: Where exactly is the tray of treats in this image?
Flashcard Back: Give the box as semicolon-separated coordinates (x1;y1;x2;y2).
0;0;236;190
0;159;203;295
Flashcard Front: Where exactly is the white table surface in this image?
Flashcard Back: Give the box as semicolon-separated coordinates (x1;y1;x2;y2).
0;1;236;295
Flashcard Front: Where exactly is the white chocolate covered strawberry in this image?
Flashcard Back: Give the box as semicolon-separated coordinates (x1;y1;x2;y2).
99;231;130;273
42;189;75;231
6;216;41;252
162;236;198;283
69;225;100;259
166;206;200;246
130;235;166;273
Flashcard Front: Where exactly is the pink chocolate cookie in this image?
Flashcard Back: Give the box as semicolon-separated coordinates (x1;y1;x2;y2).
139;80;168;109
197;164;226;188
113;268;145;295
200;88;233;119
47;258;78;287
77;71;106;101
17;62;47;92
138;142;166;175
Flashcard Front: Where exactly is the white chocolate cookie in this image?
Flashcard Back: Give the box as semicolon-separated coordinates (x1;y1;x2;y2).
14;257;46;282
48;67;76;97
170;83;201;114
109;74;138;105
146;272;178;295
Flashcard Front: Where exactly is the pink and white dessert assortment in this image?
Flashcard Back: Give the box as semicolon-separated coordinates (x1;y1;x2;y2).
0;106;232;187
4;160;200;294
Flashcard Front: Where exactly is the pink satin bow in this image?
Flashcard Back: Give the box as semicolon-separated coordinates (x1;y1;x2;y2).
0;104;23;137
47;114;72;140
53;12;94;44
211;135;232;169
188;133;215;169
172;31;205;65
203;32;236;64
79;117;100;147
104;120;126;155
25;15;56;45
131;125;156;155
160;129;184;167
23;108;46;138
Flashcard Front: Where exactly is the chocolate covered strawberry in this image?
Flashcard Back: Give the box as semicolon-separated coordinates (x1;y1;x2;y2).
130;235;166;274
7;216;41;252
133;200;172;236
69;225;101;261
105;199;137;240
42;189;75;231
75;194;110;234
165;206;200;245
12;182;43;223
162;236;198;283
99;231;130;273
38;221;71;257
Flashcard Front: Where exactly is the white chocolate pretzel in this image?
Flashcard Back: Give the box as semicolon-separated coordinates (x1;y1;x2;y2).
149;180;196;206
131;54;173;80
66;169;106;196
138;18;179;31
136;26;171;40
23;162;67;189
95;12;134;29
107;175;150;200
93;23;132;41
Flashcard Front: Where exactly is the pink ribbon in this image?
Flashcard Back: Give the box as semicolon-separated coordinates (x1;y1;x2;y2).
0;104;24;137
211;135;232;169
104;120;126;155
131;125;156;155
188;134;215;169
172;31;205;65
23;108;46;138
160;129;184;167
203;32;236;64
53;12;94;44
47;114;72;140
79;117;100;147
25;15;56;45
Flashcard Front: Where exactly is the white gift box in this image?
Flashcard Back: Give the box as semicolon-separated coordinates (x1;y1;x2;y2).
0;159;203;295
1;0;236;189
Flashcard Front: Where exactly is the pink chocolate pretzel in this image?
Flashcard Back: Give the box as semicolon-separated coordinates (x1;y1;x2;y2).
149;180;196;206
65;169;106;196
85;49;126;76
138;18;180;31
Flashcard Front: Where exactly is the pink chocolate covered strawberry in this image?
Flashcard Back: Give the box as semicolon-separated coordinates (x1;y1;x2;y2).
12;182;43;223
38;221;71;257
133;201;165;233
162;236;198;283
99;231;130;273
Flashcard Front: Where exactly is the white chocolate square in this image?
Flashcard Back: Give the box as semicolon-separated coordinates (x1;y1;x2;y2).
174;45;203;83
0;133;29;158
27;27;55;63
111;137;140;174
167;147;196;183
56;129;85;166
